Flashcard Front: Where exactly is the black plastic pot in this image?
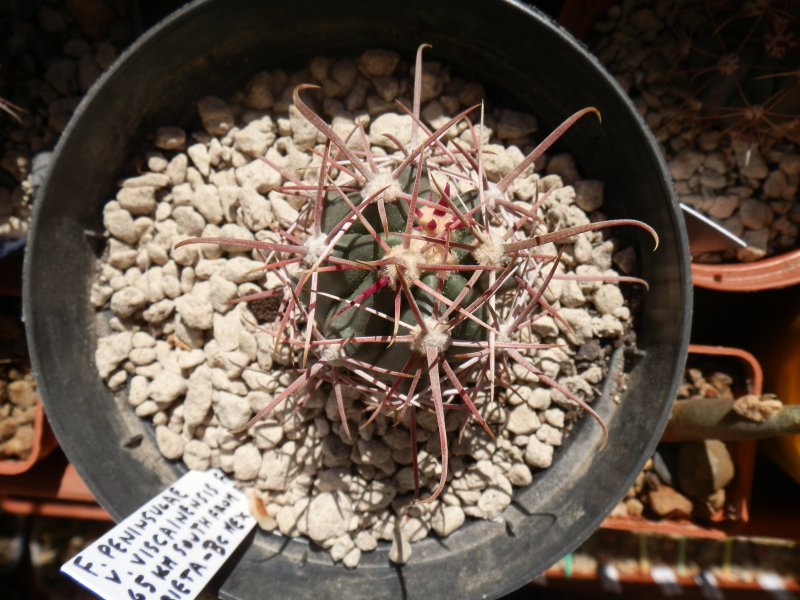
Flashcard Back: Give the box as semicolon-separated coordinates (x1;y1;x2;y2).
23;1;691;598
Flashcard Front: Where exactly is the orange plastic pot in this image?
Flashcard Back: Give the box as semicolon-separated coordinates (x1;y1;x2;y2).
0;449;110;521
0;399;58;476
602;344;761;538
692;247;800;292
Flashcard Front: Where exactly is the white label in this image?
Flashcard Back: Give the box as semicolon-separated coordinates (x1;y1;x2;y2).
757;573;798;600
651;565;683;597
695;571;724;600
62;469;256;600
600;564;622;594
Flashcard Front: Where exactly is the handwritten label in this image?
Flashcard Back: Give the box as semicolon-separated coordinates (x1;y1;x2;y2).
62;469;256;600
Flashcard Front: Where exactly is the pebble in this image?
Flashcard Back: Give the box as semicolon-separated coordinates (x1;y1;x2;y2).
359;49;399;77
306;492;353;544
524;437;554;469
678;440;734;499
233;443;262;480
183;440;212;470
506;405;541;435
148;370;187;407
155;425;185;460
213;391;251;430
197;96;235;136
647;486;693;518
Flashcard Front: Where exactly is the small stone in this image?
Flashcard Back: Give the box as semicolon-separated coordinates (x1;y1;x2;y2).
593;284;624;315
543;408;565;428
155;425;185;460
625;498;645;517
369;113;413;149
732;394;782;423
573;179;603;212
175;293;213;330
122;172;171;188
104;207;140;245
192;184;223;224
668;149;704;180
187;143;211;177
497;109;537;139
116;186;156;216
244;72;273;110
235;159;282;193
431;505;466;537
183;440;212;470
148;370;187;407
233;443;261;480
96;332;133;379
739;198;772;230
678;440;735;499
233;118;276;155
155;127;186;151
306;492;353;544
197;96;235;136
524;437;554;469
110;286;146;318
213;391;251;430
270;195;300;228
707;195;739;219
478;487;512;519
648;486;693;518
507;405;540;435
354;530;378;552
508;463;533;487
359;49;399;77
536;424;563;446
763;170;787;199
166;154;188;185
287;104;319;149
342;546;361;569
779;154;800;176
546;153;579;185
6;380;36;408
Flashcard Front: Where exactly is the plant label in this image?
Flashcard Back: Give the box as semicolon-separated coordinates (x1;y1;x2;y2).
61;469;256;600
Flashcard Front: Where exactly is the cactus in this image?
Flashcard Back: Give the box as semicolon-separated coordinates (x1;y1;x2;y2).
667;0;800;146
177;45;657;502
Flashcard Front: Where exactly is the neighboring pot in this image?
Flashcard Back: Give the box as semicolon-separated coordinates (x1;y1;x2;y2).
23;1;691;598
691;248;800;292
0;400;57;477
604;344;760;539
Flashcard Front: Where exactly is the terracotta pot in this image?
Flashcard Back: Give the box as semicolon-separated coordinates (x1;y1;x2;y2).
691;247;800;292
602;344;761;537
0;449;110;520
0;399;58;476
